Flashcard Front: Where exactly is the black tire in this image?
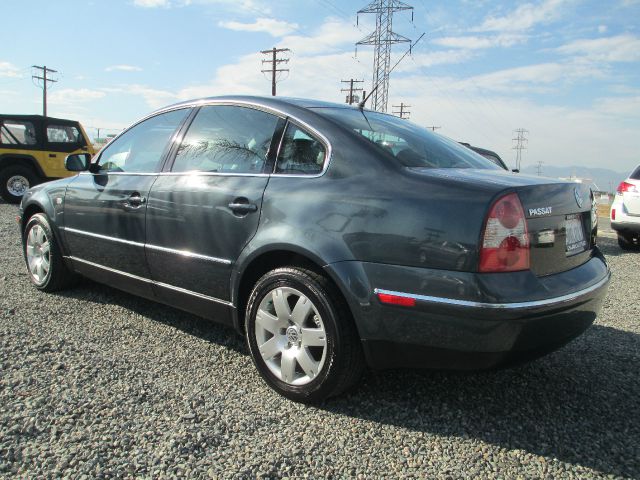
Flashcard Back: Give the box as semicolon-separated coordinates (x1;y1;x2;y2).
0;165;38;204
245;267;365;403
617;233;636;251
23;213;78;292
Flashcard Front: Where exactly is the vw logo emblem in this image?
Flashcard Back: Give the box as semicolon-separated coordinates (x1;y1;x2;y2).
574;187;583;208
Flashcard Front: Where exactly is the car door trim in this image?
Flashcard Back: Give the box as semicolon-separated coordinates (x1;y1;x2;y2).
62;227;232;265
66;256;234;306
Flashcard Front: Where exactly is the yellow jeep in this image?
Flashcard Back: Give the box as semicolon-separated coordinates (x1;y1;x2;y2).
0;114;95;203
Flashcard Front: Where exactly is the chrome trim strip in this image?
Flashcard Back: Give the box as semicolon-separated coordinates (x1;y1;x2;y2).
67;256;233;307
145;243;232;265
62;227;232;265
63;227;144;248
373;274;610;310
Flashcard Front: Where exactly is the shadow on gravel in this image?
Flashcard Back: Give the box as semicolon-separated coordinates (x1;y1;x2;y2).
597;233;640;257
324;325;640;478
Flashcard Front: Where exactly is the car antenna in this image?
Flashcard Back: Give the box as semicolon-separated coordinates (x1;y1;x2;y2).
358;32;426;111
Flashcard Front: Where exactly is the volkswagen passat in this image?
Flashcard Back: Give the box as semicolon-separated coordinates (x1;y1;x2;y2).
19;96;610;402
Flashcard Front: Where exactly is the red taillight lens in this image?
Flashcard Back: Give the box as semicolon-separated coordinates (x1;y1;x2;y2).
376;292;416;307
617;181;637;194
479;192;530;273
611;208;616;220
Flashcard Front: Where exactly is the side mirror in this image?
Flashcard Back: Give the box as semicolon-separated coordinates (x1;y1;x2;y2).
65;153;91;172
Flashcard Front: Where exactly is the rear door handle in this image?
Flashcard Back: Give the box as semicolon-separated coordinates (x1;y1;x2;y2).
228;199;258;214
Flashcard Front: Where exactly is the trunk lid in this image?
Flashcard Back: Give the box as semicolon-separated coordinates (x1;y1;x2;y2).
407;168;595;276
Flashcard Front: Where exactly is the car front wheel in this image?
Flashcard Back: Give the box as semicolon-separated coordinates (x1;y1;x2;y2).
23;213;77;291
245;267;364;403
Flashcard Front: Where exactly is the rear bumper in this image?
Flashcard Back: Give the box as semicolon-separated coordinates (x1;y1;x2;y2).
611;220;640;234
326;254;610;370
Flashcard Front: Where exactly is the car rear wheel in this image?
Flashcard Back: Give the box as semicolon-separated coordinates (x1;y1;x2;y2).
245;267;364;403
0;165;38;204
23;213;78;291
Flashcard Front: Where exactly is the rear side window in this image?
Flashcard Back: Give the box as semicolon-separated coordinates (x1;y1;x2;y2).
319;108;500;170
98;108;189;173
47;124;81;143
172;105;279;174
275;123;326;175
631;166;640;180
0;120;37;146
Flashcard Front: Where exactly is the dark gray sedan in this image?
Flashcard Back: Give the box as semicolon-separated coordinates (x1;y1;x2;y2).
18;96;610;402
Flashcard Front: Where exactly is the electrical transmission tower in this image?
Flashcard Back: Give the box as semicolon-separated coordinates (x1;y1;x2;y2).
392;102;410;119
512;128;529;171
426;126;441;132
341;79;364;105
32;65;57;117
260;47;290;96
535;160;544;176
356;0;413;113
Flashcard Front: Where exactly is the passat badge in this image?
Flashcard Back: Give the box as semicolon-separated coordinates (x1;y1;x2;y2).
529;206;552;217
574;187;583;208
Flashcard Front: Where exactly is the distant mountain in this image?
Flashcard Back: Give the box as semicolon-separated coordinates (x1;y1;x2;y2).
520;165;628;193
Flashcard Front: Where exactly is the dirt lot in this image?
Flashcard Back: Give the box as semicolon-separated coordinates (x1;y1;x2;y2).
1;201;639;479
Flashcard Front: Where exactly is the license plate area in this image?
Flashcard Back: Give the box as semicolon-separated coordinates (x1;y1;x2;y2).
565;214;587;256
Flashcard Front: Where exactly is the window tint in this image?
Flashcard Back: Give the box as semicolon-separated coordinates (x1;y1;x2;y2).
47;124;81;143
631;166;640;180
275;123;326;175
98;109;188;173
172;105;278;174
319;108;500;170
0;120;37;146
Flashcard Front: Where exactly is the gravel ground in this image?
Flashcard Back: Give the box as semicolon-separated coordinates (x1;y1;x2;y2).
1;201;639;479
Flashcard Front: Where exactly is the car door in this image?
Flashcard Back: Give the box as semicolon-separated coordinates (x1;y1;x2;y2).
145;104;282;314
62;108;191;298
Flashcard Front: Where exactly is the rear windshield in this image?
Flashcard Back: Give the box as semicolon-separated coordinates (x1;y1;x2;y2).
631;165;640;180
317;107;501;170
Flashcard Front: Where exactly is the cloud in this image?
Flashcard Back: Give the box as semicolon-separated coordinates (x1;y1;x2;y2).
133;0;169;7
49;88;107;105
477;0;571;32
218;18;299;37
0;62;22;78
556;34;640;63
105;64;143;72
433;34;528;50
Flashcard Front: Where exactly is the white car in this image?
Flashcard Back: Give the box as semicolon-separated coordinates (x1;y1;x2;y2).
611;164;640;249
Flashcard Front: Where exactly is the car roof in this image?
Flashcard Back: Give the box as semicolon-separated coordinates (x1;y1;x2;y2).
0;114;80;125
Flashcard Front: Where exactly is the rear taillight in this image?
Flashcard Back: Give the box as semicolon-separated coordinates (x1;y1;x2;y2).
611;208;616;220
479;192;530;273
617;181;637;194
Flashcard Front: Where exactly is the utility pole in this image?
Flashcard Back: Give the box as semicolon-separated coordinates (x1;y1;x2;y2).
513;128;529;171
535;160;544;176
260;47;290;96
392;102;411;119
356;0;414;113
341;79;364;105
32;65;57;117
426;126;441;132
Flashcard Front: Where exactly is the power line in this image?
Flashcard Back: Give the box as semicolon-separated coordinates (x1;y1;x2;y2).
32;65;57;117
356;0;414;113
341;78;364;104
513;128;529;172
260;47;290;97
392;102;411;119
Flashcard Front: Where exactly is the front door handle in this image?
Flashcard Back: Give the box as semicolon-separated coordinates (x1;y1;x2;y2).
123;193;147;210
228;199;258;214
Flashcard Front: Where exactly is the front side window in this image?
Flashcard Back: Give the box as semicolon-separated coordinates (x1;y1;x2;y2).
319;108;501;170
47;125;81;143
172;105;279;174
275;123;326;175
0;120;37;146
98;109;188;173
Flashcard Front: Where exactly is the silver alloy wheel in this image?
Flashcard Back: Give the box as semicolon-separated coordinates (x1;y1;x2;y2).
7;175;29;197
26;224;50;284
255;286;327;386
